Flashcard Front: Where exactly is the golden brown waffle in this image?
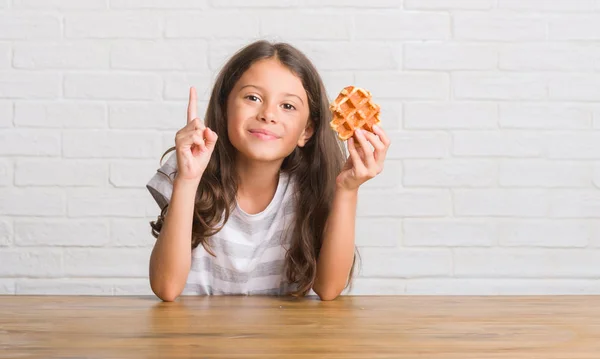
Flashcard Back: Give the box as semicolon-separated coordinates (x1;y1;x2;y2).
329;86;381;141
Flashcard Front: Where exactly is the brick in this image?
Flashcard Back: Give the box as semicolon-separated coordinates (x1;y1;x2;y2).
0;42;9;69
455;249;600;278
500;44;600;71
405;43;497;70
0;188;65;216
499;103;592;129
261;12;350;40
16;279;113;295
304;0;398;6
405;0;494;10
594;108;600;129
14;42;110;69
404;219;496;247
163;73;215;101
109;102;185;130
549;15;600;40
355;12;450;40
15;219;109;246
166;12;259;39
347;278;406;295
14;102;107;128
111;0;206;8
152;150;175;171
64;73;161;100
298;41;397;70
393;44;403;72
0;14;60;39
545;132;600;159
387;131;450;159
0;279;15;294
109;160;156;187
321;72;355;100
550;190;600;218
0;218;12;246
359;248;452;277
360;160;401;191
454;189;549;217
499;160;591;187
405;279;600;295
0;129;60;156
356;72;449;100
113;278;153;295
0;72;61;99
498;0;597;11
0;158;11;186
404;159;497;187
13;0;107;8
111;41;209;70
111;219;155;247
162;132;175;150
212;0;297;6
357;190;451;217
453;72;546;100
453;131;544;157
376;101;402;131
15;159;108;186
549;74;600;101
591;222;600;248
0;100;12;127
498;220;589;248
208;39;254;71
454;12;546;41
355;218;401;247
67;188;150;217
0;249;63;277
65;13;160;39
64;248;152;277
404;102;497;129
63;130;161;159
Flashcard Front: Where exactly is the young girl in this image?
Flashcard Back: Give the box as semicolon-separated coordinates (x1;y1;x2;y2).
146;40;390;302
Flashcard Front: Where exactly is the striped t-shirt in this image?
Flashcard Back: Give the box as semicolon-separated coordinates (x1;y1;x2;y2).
146;153;298;296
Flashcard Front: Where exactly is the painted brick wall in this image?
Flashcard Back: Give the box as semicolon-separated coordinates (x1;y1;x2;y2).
1;0;600;296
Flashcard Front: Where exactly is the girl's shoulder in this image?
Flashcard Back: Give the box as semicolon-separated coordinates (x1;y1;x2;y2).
146;152;178;211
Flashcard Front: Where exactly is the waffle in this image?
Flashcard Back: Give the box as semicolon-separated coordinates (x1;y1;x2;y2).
329;86;381;141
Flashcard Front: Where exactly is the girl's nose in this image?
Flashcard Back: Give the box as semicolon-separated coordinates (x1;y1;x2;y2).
258;103;276;123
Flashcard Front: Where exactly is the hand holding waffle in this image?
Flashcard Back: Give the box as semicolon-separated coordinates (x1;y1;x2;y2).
330;86;390;191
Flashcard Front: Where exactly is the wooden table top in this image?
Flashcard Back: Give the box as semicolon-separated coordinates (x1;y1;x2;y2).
0;295;599;359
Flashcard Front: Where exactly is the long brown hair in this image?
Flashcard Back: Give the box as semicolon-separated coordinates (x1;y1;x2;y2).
150;40;358;296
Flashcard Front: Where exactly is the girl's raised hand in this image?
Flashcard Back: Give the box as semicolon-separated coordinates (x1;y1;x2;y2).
174;87;218;183
336;125;390;192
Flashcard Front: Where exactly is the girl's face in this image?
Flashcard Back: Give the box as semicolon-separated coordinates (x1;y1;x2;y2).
226;58;313;164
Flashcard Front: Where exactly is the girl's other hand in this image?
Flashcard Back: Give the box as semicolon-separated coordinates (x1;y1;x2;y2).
174;87;218;183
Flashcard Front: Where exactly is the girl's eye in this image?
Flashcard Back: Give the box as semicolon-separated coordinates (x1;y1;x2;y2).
246;95;260;102
282;103;296;111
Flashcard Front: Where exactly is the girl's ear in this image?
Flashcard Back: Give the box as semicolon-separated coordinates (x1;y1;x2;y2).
297;119;314;147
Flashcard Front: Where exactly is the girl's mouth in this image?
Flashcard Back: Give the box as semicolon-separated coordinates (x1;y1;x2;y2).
249;129;279;140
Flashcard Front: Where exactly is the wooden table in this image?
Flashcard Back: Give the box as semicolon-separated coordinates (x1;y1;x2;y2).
0;295;599;358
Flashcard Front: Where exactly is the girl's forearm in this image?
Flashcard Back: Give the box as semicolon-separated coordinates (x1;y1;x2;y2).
313;187;358;301
149;176;199;301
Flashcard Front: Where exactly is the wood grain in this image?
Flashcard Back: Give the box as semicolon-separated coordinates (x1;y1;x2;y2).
0;295;599;358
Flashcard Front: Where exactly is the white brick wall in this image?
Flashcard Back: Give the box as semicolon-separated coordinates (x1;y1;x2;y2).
1;0;599;296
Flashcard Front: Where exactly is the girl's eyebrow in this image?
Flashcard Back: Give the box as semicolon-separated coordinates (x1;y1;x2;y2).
240;84;304;106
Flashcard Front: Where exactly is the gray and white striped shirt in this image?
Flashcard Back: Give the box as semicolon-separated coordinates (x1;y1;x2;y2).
146;153;298;296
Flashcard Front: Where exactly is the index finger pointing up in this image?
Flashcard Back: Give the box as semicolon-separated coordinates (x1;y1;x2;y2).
187;86;197;124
